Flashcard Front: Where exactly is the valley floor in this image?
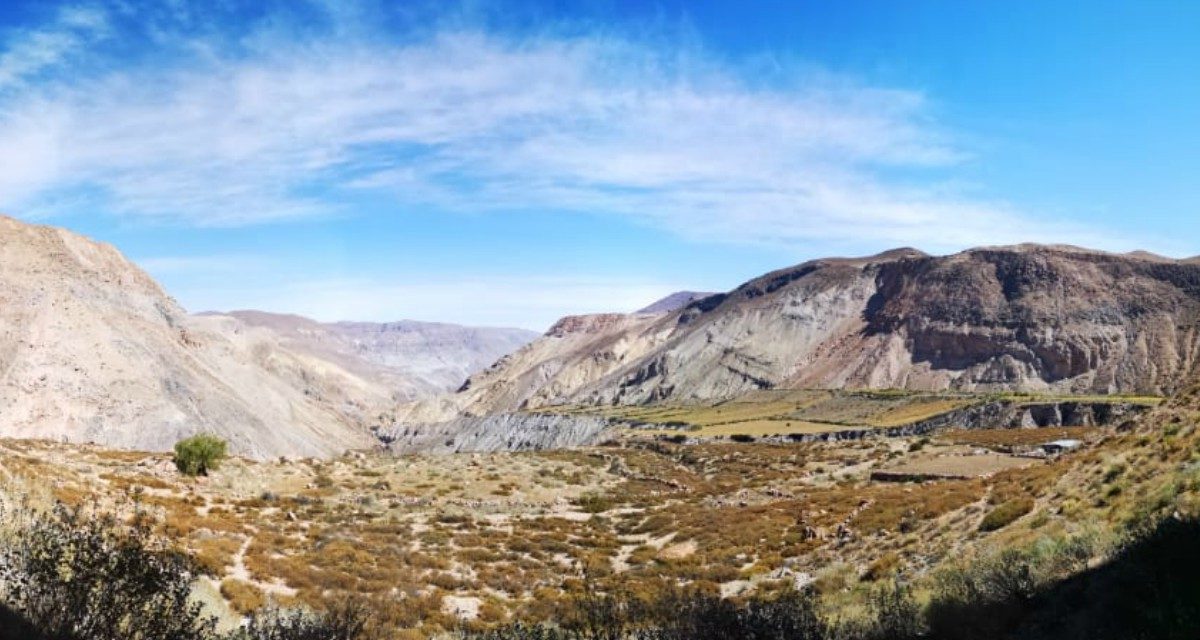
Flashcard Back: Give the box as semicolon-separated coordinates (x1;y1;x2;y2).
0;402;1164;638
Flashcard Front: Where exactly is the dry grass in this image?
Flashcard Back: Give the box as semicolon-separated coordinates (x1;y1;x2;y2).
193;536;243;574
879;452;1035;478
220;578;266;615
866;398;974;427
941;427;1101;448
0;416;1140;638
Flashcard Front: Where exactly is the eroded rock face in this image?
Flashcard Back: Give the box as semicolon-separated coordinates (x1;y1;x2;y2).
379;413;613;454
861;247;1200;392
444;245;1200;415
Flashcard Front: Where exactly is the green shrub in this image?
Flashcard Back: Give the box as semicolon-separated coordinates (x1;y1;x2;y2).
460;582;922;640
0;503;216;640
573;492;616;514
979;498;1034;532
174;434;228;476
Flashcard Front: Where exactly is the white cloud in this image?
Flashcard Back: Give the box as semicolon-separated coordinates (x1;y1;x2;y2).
0;3;1113;252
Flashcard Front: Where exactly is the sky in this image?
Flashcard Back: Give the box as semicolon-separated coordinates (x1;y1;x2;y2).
1;0;1198;331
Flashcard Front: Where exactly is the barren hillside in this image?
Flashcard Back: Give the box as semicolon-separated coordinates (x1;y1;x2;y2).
0;216;380;459
440;245;1200;417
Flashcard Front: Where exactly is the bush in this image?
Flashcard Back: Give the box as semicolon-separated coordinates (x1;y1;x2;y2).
978;497;1034;532
573;493;616;514
461;581;922;640
927;516;1200;639
0;502;378;640
234;601;376;640
0;503;216;640
174;434;228;477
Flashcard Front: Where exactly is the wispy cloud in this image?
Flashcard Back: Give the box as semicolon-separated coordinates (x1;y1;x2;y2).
0;1;1107;251
0;4;108;89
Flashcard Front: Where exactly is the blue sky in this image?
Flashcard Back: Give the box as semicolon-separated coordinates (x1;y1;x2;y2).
1;0;1197;330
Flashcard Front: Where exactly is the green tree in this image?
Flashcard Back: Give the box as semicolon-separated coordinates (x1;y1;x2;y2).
173;434;228;477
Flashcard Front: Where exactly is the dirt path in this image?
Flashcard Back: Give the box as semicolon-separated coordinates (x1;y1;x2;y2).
223;529;298;598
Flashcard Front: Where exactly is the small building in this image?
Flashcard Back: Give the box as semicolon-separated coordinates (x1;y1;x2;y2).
1041;439;1083;455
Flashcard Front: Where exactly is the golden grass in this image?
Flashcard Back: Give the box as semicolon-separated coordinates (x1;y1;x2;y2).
672;419;851;437
865;398;975;427
0;418;1154;639
220;578;266;615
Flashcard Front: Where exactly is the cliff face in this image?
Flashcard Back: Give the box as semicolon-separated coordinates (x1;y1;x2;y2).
857;247;1200;393
447;246;1200;414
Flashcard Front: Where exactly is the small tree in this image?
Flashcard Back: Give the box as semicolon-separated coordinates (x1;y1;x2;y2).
174;434;228;476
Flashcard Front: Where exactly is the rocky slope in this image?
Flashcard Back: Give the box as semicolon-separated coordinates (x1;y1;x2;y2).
0;216;394;459
636;291;719;314
211;311;535;399
393;312;672;424
376;413;613;454
436;245;1200;416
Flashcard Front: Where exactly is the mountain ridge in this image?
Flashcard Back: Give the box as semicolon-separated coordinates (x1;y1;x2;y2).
423;243;1200;421
209;310;536;398
636;291;720;314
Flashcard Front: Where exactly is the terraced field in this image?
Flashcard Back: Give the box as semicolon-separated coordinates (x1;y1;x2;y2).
549;390;1159;438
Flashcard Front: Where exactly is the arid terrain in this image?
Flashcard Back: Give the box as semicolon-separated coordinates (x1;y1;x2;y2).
2;216;1200;639
3;384;1187;638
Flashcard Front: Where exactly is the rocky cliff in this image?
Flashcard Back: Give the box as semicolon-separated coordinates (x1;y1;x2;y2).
442;245;1200;415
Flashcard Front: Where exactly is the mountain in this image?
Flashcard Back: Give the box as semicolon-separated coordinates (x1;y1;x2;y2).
436;245;1200;416
636;291;719;314
211;311;536;399
0;215;391;459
